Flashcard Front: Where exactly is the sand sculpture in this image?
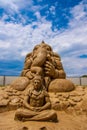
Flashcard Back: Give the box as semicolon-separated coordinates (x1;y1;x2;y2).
1;41;87;123
0;41;87;130
1;41;75;121
15;76;57;122
12;41;75;92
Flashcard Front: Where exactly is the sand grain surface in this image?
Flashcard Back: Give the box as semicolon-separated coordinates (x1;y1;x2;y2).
0;110;87;130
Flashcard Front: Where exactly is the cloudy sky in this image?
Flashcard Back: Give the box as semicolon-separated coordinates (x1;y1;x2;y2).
0;0;87;77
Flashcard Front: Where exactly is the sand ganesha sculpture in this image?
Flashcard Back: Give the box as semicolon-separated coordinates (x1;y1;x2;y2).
0;41;76;123
1;41;87;130
12;41;75;92
11;41;75;122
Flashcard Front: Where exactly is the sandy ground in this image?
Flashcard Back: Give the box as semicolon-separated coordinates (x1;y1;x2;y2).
0;110;87;130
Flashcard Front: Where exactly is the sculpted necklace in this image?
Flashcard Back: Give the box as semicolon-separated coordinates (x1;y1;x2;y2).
33;90;42;96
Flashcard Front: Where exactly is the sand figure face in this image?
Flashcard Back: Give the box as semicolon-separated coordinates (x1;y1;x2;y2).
31;42;52;67
33;76;42;91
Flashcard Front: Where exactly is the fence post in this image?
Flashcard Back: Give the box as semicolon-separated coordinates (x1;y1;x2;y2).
79;77;81;86
3;75;5;86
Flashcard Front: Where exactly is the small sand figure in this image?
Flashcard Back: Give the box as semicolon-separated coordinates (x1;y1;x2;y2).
14;76;58;122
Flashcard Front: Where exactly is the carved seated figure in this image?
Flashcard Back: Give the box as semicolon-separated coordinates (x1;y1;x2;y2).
14;76;58;122
21;41;66;80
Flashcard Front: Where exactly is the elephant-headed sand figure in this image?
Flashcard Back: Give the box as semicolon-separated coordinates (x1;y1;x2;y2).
11;41;75;92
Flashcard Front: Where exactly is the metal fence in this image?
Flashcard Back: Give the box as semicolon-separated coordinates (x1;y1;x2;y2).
0;76;87;86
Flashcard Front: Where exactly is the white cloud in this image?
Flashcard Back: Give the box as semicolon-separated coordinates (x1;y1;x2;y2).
69;2;87;27
34;11;41;20
0;1;87;76
0;0;42;24
0;41;10;48
0;0;33;11
70;2;86;20
49;6;56;15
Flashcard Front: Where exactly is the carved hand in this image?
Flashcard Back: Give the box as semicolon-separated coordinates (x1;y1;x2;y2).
44;61;55;78
33;107;42;112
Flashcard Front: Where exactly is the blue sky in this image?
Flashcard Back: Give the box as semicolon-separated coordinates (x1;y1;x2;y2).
0;0;87;77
